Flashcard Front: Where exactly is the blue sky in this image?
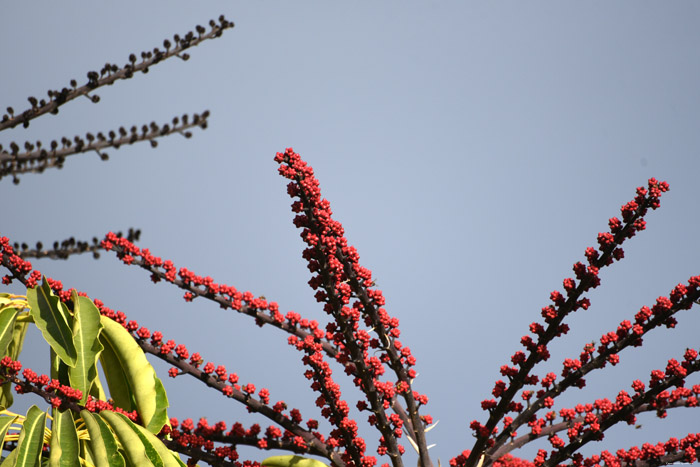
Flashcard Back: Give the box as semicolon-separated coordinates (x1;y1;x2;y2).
2;2;700;464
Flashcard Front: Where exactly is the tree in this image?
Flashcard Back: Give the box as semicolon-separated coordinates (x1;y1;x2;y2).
1;9;699;467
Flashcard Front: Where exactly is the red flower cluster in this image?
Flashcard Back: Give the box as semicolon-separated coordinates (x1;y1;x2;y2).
453;178;700;467
163;415;337;467
0;237;42;287
1;231;334;465
275;148;433;467
4;149;700;467
1;357;138;420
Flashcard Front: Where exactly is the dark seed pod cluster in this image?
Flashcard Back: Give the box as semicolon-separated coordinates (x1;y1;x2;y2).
0;111;210;183
15;228;141;260
0;15;232;131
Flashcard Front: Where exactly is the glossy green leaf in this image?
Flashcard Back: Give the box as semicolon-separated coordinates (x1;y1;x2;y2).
146;373;169;435
51;350;69;389
15;405;47;467
130;421;183;467
6;314;29;359
0;317;29;410
0;414;17;448
0;305;19;415
26;279;77;367
0;306;19;356
80;410;125;467
100;411;159;467
0;449;17;466
100;316;168;433
98;330;136;413
80;439;96;467
69;293;104;404
169;453;187;467
262;455;330;467
88;374;107;403
0;387;11;417
48;409;79;467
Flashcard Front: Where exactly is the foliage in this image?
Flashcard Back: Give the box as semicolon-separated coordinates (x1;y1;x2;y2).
1;11;700;467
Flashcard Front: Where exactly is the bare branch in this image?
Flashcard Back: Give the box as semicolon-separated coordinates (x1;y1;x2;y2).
0;112;208;183
102;234;341;360
0;16;233;132
14;228;140;260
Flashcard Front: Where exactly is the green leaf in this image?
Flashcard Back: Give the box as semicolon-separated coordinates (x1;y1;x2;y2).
50;348;71;388
99;316;168;433
69;293;104;404
80;439;96;467
146;374;169;435
80;410;125;467
26;278;77;367
48;409;79;467
0;449;17;466
0;306;19;356
99;411;160;467
88;374;107;403
6;315;29;360
262;455;330;467
0;414;17;448
98;331;136;413
169;453;187;467
128;421;183;467
15;405;47;467
0;317;29;410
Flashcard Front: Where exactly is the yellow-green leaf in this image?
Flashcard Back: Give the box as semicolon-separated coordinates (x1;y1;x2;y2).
130;421;183;467
80;410;125;467
262;455;330;467
69;293;104;404
146;373;169;434
169;453;187;467
0;449;17;466
80;439;96;467
15;405;47;467
49;408;79;467
0;414;17;448
98;330;136;413
0;306;19;356
0;318;29;410
99;411;159;467
26;278;77;367
6;314;29;360
51;349;71;390
88;374;107;403
100;316;168;433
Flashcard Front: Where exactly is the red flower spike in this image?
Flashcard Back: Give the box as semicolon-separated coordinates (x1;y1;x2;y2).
3;165;687;467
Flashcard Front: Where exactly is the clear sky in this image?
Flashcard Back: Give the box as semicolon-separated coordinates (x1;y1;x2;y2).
2;2;700;465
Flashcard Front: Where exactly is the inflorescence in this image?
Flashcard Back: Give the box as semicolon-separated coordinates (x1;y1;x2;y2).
3;148;700;467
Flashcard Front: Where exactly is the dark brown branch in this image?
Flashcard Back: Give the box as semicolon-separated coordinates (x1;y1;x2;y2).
0;373;235;467
468;187;663;467
0;240;342;466
15;229;140;260
133;339;341;465
337;245;432;467
490;399;699;460
294;192;402;467
106;241;341;360
0;112;208;183
0;16;233;132
543;360;700;467
160;438;239;467
488;288;700;459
